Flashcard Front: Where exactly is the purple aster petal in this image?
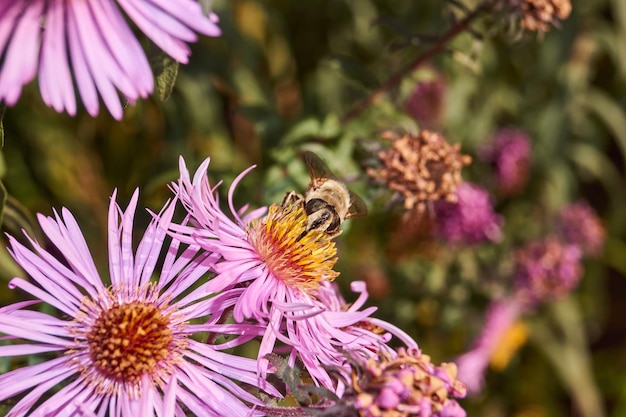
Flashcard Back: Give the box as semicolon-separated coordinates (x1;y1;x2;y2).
39;0;77;115
0;2;42;105
0;0;221;118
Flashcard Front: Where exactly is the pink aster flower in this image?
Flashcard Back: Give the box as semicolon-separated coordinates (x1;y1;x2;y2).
556;201;606;257
0;189;276;416
434;182;503;245
404;76;447;129
0;1;220;119
513;237;583;304
479;128;531;195
168;157;418;395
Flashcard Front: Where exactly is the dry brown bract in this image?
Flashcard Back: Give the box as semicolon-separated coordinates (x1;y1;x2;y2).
368;130;471;213
519;0;572;32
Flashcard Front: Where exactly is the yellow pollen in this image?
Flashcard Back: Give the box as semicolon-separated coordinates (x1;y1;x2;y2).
86;301;174;385
250;202;339;291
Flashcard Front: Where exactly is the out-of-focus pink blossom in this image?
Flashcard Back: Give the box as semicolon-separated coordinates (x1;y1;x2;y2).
556;201;606;256
455;299;524;395
404;76;447;129
513;237;583;304
479;128;531;195
434;182;503;245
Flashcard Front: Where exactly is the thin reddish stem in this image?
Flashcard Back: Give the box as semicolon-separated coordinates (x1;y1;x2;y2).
340;3;490;125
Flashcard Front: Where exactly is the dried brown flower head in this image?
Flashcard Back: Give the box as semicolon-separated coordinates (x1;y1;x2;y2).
348;347;467;417
518;0;572;32
368;130;471;213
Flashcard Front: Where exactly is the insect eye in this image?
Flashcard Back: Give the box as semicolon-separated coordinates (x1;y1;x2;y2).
305;199;327;216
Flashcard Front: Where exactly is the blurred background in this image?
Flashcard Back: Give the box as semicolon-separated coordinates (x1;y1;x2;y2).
1;0;625;415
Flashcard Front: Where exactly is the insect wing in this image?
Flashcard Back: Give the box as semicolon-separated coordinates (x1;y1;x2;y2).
302;151;339;183
346;190;368;218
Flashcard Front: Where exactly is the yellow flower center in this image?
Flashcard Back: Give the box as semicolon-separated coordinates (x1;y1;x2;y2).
86;301;175;385
249;201;339;292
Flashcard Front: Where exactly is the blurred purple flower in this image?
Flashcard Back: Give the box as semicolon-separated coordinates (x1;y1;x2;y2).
513;237;583;304
556;201;606;256
455;298;524;395
0;1;220;119
434;182;503;245
479;128;531;195
0;189;274;416
168;157;418;395
404;76;447;129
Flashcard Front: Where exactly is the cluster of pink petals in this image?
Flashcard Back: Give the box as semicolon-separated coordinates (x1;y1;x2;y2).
167;156;419;394
287;281;418;395
434;182;503;245
513;237;583;304
0;0;220;119
0;189;275;417
556;201;606;257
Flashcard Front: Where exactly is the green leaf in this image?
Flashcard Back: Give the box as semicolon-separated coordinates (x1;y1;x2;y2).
2;194;41;245
148;43;179;102
264;353;310;406
578;88;626;173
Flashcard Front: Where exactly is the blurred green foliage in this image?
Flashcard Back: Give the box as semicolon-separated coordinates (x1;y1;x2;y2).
2;0;626;416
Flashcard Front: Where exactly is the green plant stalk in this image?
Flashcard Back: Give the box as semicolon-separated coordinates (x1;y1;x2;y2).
529;297;605;417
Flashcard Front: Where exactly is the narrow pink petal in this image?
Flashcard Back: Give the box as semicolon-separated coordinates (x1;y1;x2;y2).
163;374;177;417
0;310;72;346
55;208;101;284
66;8;100;117
116;0;191;63
146;0;222;36
107;189;123;286
0;2;22;54
0;356;74;401
0;1;42;104
33;377;104;416
135;202;175;287
118;189;139;288
7;277;77;317
228;165;257;224
139;375;154;417
67;2;123;119
8;235;96;303
39;0;77;115
0;344;65;356
91;0;153;96
125;0;199;42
